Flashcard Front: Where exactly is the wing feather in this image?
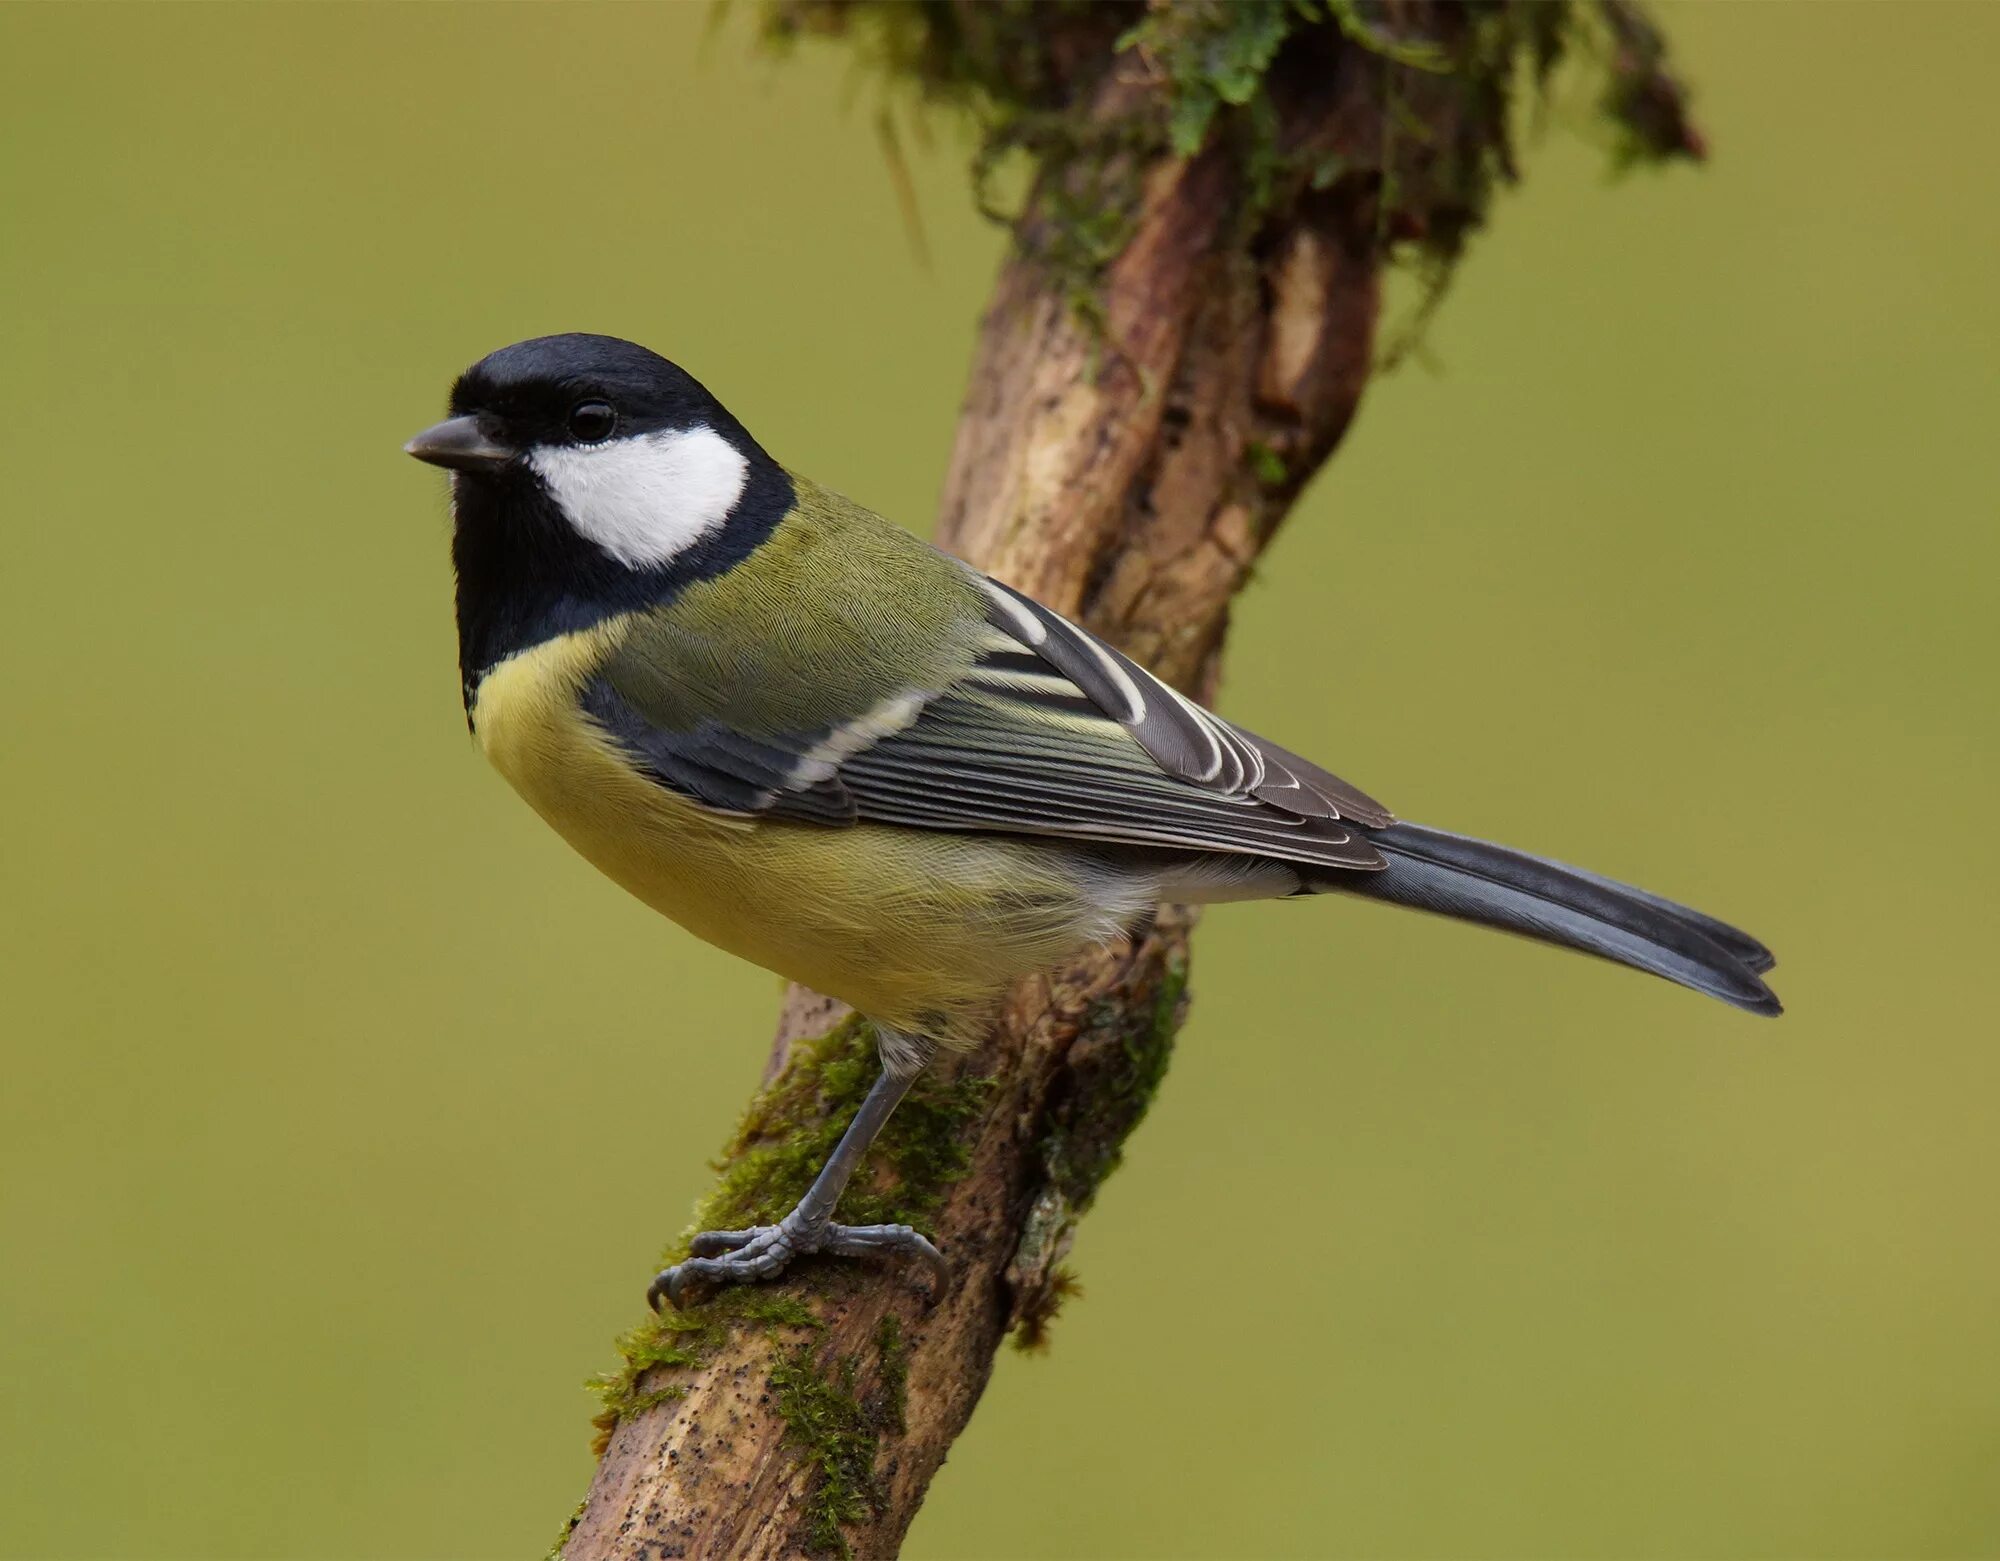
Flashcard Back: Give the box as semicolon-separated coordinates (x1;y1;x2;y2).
973;577;1394;827
585;570;1395;874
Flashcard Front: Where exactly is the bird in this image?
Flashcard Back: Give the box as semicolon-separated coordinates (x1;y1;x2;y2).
406;332;1780;1310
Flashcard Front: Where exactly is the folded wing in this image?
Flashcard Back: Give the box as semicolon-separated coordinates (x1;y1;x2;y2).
588;572;1395;874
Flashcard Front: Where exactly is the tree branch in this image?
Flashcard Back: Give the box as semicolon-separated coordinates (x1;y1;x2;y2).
558;5;1700;1556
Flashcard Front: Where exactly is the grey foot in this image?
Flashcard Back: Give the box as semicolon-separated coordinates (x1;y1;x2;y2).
647;1218;948;1311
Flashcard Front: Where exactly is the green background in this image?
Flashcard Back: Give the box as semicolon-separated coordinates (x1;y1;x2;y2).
3;4;1995;1556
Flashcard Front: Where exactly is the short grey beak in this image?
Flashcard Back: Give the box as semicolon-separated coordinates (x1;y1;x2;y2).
404;415;516;473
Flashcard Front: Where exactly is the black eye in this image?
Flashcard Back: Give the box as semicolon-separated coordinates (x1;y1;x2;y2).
568;400;616;443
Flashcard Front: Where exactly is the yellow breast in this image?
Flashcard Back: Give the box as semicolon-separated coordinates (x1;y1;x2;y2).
467;628;1118;1043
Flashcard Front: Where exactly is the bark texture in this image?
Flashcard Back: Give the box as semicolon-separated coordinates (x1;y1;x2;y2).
560;5;1699;1556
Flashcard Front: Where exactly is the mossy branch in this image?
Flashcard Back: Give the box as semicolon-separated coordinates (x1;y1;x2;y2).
765;0;1702;343
559;4;1701;1556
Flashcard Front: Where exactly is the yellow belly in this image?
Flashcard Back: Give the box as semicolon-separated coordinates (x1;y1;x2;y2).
469;630;1124;1043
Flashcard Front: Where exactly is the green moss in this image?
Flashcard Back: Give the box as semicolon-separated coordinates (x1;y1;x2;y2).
1044;951;1189;1212
690;1014;991;1239
1245;439;1288;489
734;1289;825;1331
1010;1265;1084;1355
1589;0;1707;167
587;1285;823;1455
582;1013;963;1550
618;1383;689;1416
545;1495;588;1561
585;1017;987;1454
873;1313;909;1436
770;1344;875;1556
1324;0;1451;73
1006;948;1189;1350
761;0;1702;340
1120;0;1295;159
768;1318;912;1558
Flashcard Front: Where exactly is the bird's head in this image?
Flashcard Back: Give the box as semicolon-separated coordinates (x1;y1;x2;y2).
408;333;793;703
407;332;786;573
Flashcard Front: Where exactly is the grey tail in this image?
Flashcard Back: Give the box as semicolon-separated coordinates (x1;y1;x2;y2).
1319;821;1781;1016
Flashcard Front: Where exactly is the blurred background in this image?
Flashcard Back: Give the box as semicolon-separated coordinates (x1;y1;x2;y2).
3;4;1996;1557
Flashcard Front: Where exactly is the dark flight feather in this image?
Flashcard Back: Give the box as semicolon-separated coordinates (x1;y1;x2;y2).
1326;822;1782;1015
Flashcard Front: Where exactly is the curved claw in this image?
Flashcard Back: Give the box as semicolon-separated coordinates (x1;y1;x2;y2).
646;1262;708;1313
902;1230;951;1307
823;1223;951;1306
649;1258;726;1312
661;1263;702;1311
645;1269;675;1313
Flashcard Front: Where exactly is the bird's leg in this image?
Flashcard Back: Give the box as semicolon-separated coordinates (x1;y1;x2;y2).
648;1030;947;1310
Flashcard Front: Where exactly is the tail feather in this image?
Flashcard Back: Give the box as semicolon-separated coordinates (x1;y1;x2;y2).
1322;821;1781;1016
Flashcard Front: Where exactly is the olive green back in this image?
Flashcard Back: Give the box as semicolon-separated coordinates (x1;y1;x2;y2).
602;477;988;735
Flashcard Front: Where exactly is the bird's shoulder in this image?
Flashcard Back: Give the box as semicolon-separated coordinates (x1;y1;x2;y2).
597;474;987;737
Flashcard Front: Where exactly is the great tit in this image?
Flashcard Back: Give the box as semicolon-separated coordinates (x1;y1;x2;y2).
406;333;1780;1309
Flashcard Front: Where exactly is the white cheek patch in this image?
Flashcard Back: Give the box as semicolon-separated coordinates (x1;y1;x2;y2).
530;426;750;569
